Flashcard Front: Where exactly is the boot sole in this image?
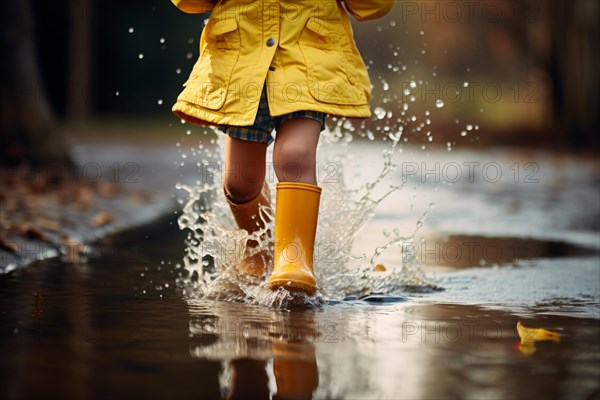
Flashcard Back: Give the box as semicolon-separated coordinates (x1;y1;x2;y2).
268;278;317;295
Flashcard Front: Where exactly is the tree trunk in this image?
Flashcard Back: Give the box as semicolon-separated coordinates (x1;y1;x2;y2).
0;0;72;168
548;0;599;148
67;0;93;121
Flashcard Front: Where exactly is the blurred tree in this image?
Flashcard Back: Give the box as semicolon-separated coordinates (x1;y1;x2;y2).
67;0;93;121
547;0;599;148
0;0;71;168
508;0;599;147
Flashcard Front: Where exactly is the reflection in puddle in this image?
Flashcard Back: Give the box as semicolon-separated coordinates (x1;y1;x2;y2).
188;300;320;398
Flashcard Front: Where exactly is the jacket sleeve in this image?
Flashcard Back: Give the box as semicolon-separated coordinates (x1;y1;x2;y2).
343;0;395;21
171;0;216;14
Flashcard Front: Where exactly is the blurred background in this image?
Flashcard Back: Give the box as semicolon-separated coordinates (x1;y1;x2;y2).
1;0;598;167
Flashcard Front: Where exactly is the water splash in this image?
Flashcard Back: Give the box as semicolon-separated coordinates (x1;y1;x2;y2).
176;121;438;308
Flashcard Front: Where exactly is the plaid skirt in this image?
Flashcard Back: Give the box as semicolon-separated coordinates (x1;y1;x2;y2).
218;84;326;145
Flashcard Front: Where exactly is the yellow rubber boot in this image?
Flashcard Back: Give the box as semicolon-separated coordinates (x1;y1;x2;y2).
268;182;321;294
225;182;272;278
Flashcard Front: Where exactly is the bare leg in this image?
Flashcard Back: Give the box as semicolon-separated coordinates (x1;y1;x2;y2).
224;136;267;202
273;118;321;185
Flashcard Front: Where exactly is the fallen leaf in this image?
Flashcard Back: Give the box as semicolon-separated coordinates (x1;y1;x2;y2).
128;190;153;204
77;187;94;210
374;264;386;272
97;180;119;197
93;212;112;226
516;321;561;356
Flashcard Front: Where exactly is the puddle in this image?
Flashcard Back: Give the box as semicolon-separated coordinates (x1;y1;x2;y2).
0;213;599;399
1;139;598;398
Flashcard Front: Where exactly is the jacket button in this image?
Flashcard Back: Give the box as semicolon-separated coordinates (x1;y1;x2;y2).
266;37;276;47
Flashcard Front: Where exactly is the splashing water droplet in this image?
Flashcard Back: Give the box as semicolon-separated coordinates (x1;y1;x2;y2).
374;107;386;120
115;91;120;96
466;124;473;131
461;131;467;137
160;37;166;44
128;27;134;34
157;99;163;105
435;99;444;108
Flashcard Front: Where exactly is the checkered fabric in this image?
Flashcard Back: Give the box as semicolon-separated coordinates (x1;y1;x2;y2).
219;85;326;145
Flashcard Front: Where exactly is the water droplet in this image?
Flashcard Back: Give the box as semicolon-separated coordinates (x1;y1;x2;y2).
186;52;193;59
176;68;182;74
463;81;469;88
466;124;473;131
435;99;444;108
138;53;144;59
160;37;166;44
374;107;386;120
461;131;467;137
157;99;163;105
419;30;425;35
115;91;120;96
186;129;191;135
128;27;134;34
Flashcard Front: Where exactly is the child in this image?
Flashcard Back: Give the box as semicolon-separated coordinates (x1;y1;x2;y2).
171;0;395;294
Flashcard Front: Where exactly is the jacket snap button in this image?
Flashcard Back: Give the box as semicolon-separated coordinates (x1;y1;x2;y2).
266;37;276;47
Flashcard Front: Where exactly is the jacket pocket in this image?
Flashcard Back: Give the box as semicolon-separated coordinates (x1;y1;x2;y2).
181;18;240;110
298;17;367;106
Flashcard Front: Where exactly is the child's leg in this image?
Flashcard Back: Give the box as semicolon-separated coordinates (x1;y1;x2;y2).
224;136;268;202
223;136;271;278
268;117;322;294
273;118;321;185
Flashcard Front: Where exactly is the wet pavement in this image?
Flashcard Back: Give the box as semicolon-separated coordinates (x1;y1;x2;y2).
1;141;599;399
1;216;599;400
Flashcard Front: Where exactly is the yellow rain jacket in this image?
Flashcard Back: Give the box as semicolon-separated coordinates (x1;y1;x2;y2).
171;0;395;126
